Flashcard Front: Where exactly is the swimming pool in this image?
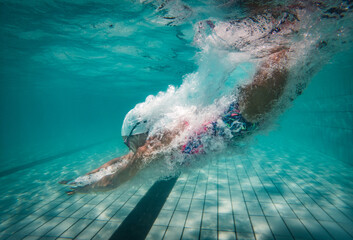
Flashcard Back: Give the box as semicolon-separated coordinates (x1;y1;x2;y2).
1;0;353;239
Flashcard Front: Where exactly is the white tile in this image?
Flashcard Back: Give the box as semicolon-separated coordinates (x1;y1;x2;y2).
218;213;235;231
92;221;120;240
204;199;217;213
29;217;65;237
189;199;204;212
201;212;217;230
154;209;173;226
284;218;314;240
218;231;236;240
219;200;232;214
162;197;179;211
181;228;199;240
320;221;353;240
176;198;192;212
274;203;297;218
235;214;253;233
250;216;272;236
236;232;256;240
145;225;167;240
164;226;184;240
111;207;133;222
200;229;217;240
75;220;106;239
266;216;291;238
185;211;202;229
169;211;188;227
232;201;248;215
246;201;263;216
60;219;92;238
15;216;52;236
45;217;78;237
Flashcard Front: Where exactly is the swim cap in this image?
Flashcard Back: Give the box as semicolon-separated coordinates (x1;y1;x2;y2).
121;109;150;152
121;109;149;137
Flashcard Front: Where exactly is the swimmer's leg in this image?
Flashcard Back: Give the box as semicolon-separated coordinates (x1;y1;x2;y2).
239;49;289;122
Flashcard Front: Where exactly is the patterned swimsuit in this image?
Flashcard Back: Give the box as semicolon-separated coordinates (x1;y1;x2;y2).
181;102;257;154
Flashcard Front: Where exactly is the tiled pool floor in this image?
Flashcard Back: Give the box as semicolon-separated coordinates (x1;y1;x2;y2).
1;143;353;240
145;144;353;240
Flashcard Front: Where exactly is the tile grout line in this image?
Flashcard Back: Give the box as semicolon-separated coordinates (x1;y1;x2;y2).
198;163;211;240
239;156;277;240
180;169;201;240
225;157;240;240
162;172;189;240
232;158;257;240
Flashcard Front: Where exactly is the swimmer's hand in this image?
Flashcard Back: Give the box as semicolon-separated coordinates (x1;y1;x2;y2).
66;190;75;195
66;185;90;195
59;179;73;185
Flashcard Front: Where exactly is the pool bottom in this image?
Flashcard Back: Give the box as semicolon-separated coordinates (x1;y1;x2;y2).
0;142;353;240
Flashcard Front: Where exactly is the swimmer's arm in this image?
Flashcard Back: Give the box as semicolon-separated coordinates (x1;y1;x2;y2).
239;49;288;122
72;129;181;193
73;133;177;193
85;152;133;175
135;128;181;157
72;152;144;193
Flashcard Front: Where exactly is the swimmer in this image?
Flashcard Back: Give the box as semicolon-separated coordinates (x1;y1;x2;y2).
62;0;333;194
61;47;289;195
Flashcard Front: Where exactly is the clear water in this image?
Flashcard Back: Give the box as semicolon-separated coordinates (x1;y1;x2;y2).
0;0;353;239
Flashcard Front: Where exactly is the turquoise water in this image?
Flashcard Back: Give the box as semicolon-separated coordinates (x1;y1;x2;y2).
1;0;353;239
0;0;197;171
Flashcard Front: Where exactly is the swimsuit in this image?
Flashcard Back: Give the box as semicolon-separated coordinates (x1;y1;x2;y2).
221;102;257;137
181;102;257;154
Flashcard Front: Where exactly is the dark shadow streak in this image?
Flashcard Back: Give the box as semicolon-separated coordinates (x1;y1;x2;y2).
109;175;179;240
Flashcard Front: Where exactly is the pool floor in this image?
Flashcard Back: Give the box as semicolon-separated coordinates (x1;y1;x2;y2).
0;143;353;240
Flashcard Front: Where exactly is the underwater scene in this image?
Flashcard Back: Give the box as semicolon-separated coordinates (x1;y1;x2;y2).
1;0;353;239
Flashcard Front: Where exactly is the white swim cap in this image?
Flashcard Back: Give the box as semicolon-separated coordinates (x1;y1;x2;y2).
121;109;149;137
